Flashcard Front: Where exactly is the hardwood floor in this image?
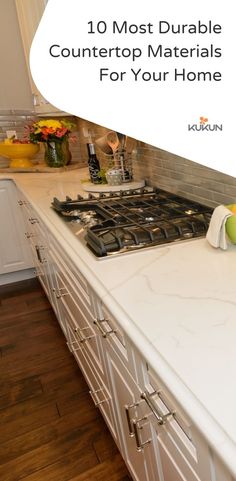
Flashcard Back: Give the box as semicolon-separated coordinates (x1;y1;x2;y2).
0;278;131;481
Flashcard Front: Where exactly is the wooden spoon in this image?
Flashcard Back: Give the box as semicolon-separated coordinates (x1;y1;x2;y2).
106;131;120;168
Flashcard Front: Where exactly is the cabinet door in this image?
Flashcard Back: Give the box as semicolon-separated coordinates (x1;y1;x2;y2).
104;340;156;481
15;0;67;114
0;1;33;110
0;181;33;275
137;363;212;481
17;196;59;315
49;244;105;376
26;218;53;302
46;237;119;444
63;303;118;442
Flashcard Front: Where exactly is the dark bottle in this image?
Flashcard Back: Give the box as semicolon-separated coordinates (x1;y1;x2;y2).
87;143;101;184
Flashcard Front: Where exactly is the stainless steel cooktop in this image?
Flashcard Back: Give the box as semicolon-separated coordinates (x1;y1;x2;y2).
52;187;213;258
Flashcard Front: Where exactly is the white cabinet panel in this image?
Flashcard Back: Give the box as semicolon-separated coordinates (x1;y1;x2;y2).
14;191;236;481
0;180;33;275
135;361;213;481
104;347;153;481
0;0;33;110
15;0;68;114
17;193;60;317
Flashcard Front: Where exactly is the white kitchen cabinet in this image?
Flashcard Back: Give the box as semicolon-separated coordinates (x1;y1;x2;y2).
45;234;119;444
134;358;214;481
0;180;33;278
14;189;236;481
15;0;67;115
96;301;201;481
0;0;33;110
101;332;157;481
17;193;60;319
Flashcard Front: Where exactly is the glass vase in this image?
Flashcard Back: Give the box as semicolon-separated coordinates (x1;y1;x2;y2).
44;139;71;167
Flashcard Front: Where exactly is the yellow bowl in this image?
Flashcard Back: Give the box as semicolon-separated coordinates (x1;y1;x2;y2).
0;142;40;168
225;204;236;244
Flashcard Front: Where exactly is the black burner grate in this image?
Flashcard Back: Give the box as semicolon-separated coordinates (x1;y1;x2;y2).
52;188;213;257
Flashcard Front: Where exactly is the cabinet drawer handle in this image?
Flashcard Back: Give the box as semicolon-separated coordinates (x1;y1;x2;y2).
52;287;68;298
34;267;41;277
29;217;39;224
132;417;151;452
74;326;95;343
125;402;139;436
68;339;81;352
57;287;68;297
93;319;116;338
35;245;43;263
89;388;109;406
141;391;174;425
18;200;28;206
35;245;46;264
25;232;36;239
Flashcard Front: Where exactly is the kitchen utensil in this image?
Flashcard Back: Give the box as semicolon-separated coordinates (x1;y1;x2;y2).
105;168;122;186
95;135;113;155
116;132;127;151
107;132;120;167
106;131;119;153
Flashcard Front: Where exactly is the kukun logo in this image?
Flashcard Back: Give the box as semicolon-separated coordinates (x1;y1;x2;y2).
188;117;223;132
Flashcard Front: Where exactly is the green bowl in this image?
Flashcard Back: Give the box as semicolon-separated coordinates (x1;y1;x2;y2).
225;204;236;243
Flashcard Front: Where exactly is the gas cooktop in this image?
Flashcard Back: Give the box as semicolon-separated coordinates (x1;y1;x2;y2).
52;188;213;258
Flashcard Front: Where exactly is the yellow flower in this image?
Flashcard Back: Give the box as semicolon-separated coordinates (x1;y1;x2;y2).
37;119;62;130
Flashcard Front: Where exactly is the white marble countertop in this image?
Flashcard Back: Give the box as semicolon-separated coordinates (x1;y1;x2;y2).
2;170;236;476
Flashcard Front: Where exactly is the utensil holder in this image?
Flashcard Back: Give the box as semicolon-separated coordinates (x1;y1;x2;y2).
113;151;133;183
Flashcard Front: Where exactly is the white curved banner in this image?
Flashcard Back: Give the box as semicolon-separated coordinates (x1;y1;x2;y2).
30;0;235;176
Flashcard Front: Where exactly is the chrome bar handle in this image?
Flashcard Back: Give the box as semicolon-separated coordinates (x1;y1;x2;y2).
57;287;68;297
29;217;39;224
68;339;81;352
141;391;174;425
74;326;95;343
18;200;28;206
34;267;41;277
93;318;116;338
89;388;109;406
35;245;44;263
52;287;69;298
132;417;151;452
25;232;36;238
125;402;139;436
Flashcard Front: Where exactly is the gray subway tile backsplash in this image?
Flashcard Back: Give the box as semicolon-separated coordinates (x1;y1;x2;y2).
134;142;236;207
0;110;235;208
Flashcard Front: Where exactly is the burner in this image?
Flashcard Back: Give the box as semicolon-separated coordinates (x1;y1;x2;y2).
52;188;213;258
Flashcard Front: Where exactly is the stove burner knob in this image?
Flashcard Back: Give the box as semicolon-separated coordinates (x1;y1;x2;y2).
77;194;83;200
66;196;72;201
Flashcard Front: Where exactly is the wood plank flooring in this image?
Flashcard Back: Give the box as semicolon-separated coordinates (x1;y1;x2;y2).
0;278;131;481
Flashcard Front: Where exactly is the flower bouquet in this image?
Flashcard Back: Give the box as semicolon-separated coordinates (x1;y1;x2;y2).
25;119;76;167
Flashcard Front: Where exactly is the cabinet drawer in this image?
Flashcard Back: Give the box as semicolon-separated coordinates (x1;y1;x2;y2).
143;369;201;480
56;267;94;326
59;278;105;381
49;236;89;301
66;317;116;440
97;304;129;366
